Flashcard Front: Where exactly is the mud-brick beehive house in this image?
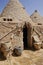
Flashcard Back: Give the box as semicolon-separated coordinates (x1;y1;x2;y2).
0;0;35;51
30;10;43;49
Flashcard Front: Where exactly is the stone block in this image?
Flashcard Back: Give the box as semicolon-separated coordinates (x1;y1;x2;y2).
14;46;22;56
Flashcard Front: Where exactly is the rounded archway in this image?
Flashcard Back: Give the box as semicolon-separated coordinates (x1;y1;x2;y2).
23;23;32;49
23;24;28;49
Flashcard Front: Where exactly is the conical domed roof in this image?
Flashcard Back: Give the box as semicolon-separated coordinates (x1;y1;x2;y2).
1;0;35;25
31;10;40;17
30;10;43;24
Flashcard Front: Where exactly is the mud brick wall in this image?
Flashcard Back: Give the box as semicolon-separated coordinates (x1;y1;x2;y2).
0;22;23;50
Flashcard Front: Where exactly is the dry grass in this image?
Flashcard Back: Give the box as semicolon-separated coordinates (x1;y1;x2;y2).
0;49;43;65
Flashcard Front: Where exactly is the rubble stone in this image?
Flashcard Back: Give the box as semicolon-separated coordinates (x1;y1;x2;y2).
32;35;41;50
33;42;41;50
14;46;22;56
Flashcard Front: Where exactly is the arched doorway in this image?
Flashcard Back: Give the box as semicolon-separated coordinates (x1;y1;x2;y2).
23;24;28;49
23;23;32;49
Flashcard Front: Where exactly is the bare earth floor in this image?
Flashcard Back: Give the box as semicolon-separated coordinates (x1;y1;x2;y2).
0;49;43;65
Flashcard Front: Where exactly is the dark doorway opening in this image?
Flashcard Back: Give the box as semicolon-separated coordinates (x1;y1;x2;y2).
23;25;28;49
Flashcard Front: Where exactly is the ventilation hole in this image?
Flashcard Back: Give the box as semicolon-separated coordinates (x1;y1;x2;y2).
35;10;37;12
23;7;25;9
38;23;42;25
42;41;43;43
10;19;12;21
3;18;6;21
7;19;10;21
34;17;37;18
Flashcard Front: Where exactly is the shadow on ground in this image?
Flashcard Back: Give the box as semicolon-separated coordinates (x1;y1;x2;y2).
0;51;6;61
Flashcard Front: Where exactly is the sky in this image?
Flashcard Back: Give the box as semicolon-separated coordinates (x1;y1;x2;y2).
0;0;43;16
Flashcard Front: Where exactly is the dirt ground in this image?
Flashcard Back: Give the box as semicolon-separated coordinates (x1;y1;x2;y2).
0;49;43;65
